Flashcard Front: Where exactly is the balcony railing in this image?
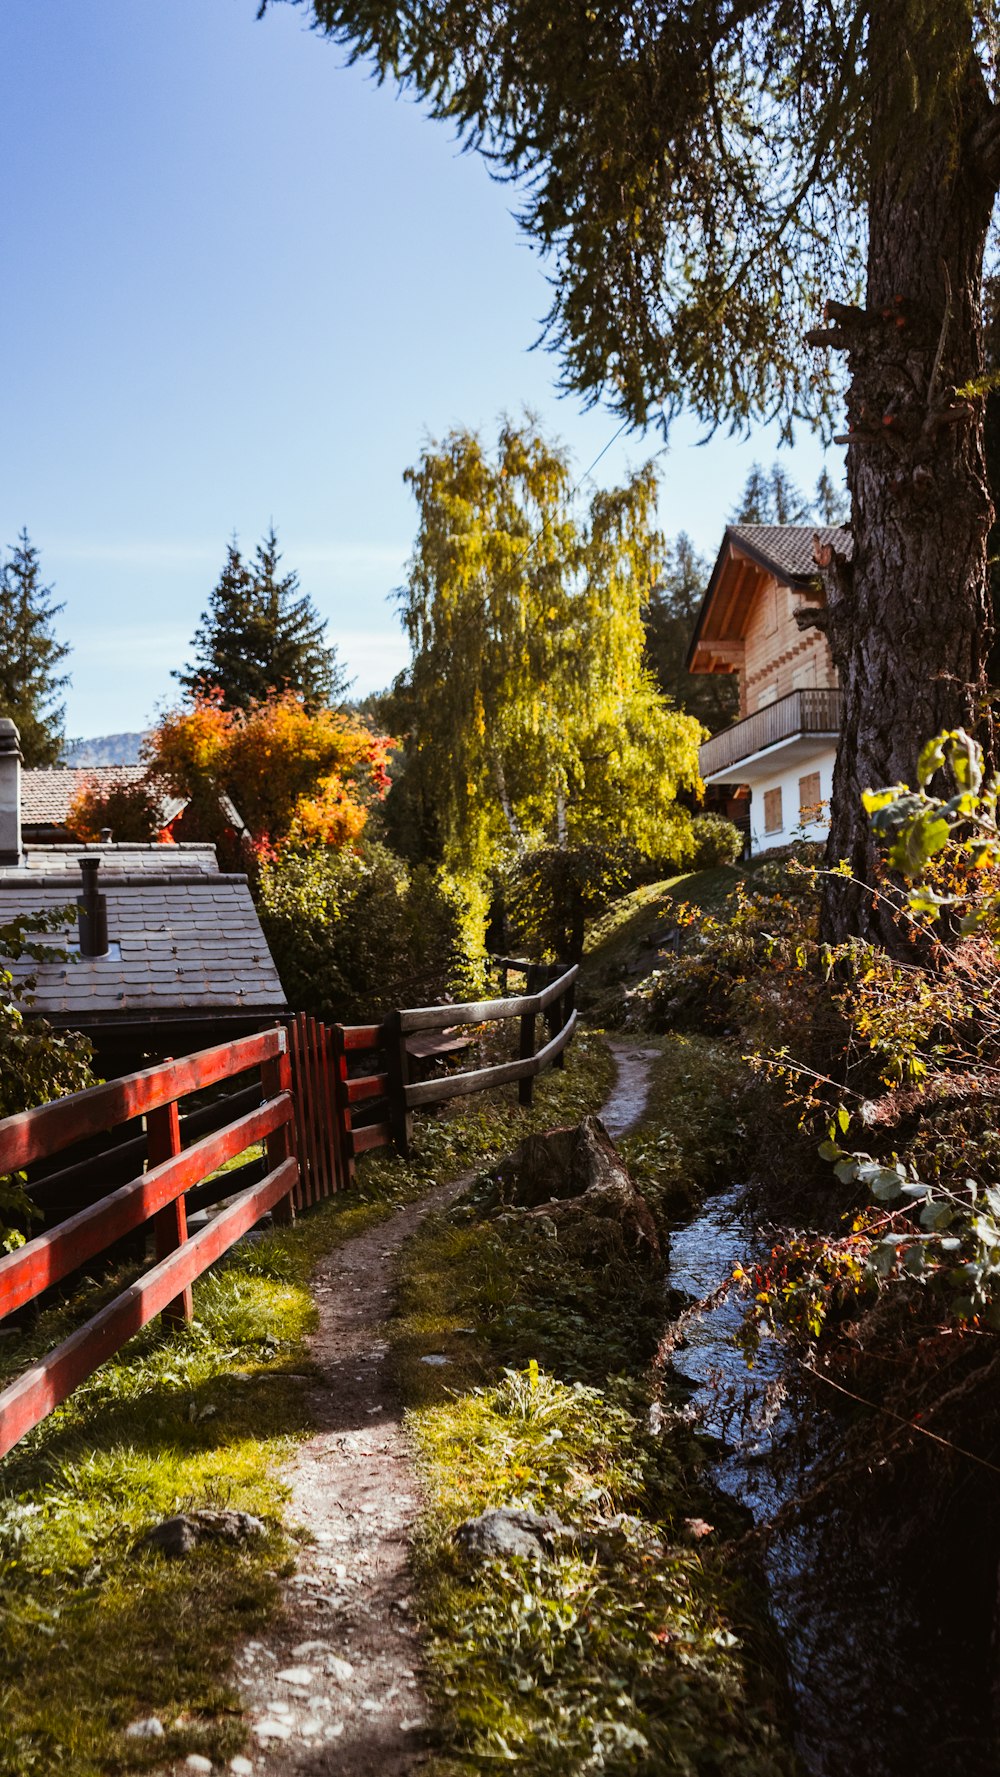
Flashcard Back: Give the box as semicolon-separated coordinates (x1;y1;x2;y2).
700;687;841;781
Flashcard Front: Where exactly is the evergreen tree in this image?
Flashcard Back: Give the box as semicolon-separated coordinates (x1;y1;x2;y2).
176;527;349;710
287;0;1000;943
729;463;813;527
0;531;70;767
643;534;737;736
814;469;849;527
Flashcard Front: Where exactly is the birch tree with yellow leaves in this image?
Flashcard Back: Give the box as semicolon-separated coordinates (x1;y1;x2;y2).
395;418;703;899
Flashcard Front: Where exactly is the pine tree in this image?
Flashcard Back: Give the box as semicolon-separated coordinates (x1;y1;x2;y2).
176;527;349;710
0;531;70;767
729;464;813;527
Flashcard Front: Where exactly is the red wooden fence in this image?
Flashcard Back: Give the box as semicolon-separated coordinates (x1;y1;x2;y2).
0;963;579;1460
0;1027;296;1461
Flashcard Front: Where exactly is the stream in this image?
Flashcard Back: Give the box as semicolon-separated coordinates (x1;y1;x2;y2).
602;1041;993;1777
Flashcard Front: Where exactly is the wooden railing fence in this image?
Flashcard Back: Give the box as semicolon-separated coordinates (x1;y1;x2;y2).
0;962;578;1458
0;1027;296;1462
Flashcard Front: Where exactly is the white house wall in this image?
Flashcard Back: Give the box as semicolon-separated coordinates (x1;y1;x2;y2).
743;745;837;853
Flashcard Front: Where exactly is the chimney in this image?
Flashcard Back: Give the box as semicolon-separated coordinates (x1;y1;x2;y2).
77;857;110;958
0;719;22;866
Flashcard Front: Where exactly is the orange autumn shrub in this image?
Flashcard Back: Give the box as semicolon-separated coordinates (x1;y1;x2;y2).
145;689;393;852
65;774;167;843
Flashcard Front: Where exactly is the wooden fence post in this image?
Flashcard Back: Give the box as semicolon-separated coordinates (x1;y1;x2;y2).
384;1009;413;1159
262;1042;296;1227
331;1023;356;1187
518;964;541;1107
287;1015;308;1212
147;1093;193;1326
549;962;567;1070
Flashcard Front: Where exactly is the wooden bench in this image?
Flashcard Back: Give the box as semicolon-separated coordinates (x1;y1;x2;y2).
405;1029;475;1080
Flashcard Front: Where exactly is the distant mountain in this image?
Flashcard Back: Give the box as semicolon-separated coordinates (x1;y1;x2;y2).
62;732;150;766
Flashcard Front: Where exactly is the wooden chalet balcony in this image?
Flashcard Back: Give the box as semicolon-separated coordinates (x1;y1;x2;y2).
700;687;841;780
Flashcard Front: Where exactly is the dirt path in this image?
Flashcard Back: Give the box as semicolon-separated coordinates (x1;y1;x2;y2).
601;1038;660;1141
218;1178;470;1777
198;1046;657;1777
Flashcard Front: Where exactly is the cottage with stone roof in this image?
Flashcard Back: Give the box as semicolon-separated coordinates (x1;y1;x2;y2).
0;720;285;1073
687;524;849;853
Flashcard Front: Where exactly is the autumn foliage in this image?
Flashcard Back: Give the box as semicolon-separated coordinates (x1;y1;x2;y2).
66;775;167;844
144;689;393;853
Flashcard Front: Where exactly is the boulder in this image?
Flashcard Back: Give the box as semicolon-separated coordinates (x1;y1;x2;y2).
492;1115;661;1263
454;1507;572;1562
137;1508;266;1558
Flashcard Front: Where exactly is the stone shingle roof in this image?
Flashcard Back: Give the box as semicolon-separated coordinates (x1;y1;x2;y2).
17;843;220;876
0;866;286;1025
727;524;853;581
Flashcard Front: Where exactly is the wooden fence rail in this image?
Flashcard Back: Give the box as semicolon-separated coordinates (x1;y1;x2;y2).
0;961;579;1459
0;1027;297;1461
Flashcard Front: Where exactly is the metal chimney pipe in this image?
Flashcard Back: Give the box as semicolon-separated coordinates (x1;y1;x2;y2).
77;857;109;958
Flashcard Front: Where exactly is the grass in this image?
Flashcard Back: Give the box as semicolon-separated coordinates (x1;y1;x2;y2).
391;1041;794;1776
580;859;778;1025
0;1032;613;1776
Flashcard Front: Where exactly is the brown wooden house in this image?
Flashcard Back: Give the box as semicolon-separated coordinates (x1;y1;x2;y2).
687;524;850;851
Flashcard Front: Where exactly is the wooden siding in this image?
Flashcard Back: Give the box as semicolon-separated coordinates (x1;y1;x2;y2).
741;572;836;718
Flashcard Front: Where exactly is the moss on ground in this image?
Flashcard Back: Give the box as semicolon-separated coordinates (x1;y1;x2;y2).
393;1034;794;1776
0;1033;612;1777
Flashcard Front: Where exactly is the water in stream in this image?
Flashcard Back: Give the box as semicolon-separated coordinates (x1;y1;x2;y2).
602;1042;992;1776
669;1190;991;1777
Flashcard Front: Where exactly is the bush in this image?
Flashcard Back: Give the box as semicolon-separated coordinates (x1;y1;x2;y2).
66;775;166;843
255;841;475;1020
0;911;95;1246
505;844;632;963
688;811;742;869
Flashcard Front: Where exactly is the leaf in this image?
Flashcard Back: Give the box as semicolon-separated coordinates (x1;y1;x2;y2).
916;736;948;787
862;786;905;815
836;1105;850;1135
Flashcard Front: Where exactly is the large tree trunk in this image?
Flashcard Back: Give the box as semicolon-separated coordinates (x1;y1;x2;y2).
821;8;998;945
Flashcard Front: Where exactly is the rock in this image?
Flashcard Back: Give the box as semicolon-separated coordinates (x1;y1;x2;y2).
492;1116;661;1262
125;1717;164;1739
454;1507;573;1562
230;1760;254;1775
254;1720;292;1741
137;1510;267;1558
325;1655;355;1682
185;1757;214;1773
276;1667;314;1687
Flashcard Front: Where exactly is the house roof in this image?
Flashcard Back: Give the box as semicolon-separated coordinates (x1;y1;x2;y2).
22;766;157;828
725;524;852;581
687;523;852;675
15;843;221;876
0;850;286;1027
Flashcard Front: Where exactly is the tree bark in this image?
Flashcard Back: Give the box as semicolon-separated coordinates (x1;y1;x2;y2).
822;6;998;945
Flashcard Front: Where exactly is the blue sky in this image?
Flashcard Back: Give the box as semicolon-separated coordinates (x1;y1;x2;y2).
0;0;836;739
